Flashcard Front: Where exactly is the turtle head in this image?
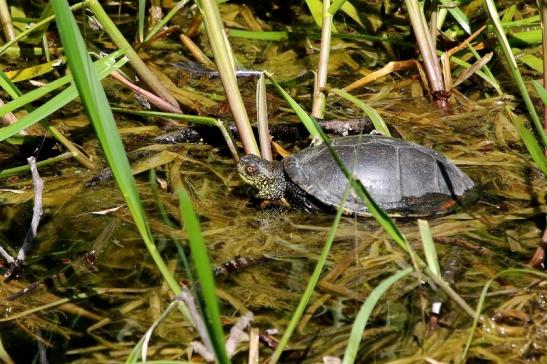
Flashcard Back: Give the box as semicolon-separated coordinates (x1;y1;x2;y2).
237;154;286;200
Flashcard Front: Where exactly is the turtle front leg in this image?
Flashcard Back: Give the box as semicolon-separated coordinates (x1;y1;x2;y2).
285;181;321;213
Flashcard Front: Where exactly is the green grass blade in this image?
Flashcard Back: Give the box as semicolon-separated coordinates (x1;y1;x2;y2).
0;152;74;178
0;53;126;141
177;188;229;364
483;0;547;148
0;51;123;119
137;0;145;43
226;28;288;41
342;267;413;364
51;0;184;305
329;87;390;136
418;219;440;277
304;0;323;27
507;105;547;175
267;73;320;139
144;1;190;43
270;184;351;364
439;0;470;34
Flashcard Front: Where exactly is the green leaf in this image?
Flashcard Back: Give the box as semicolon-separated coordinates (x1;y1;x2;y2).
342;267;413;364
418;219;440;277
439;0;470;34
0;53;125;141
178;188;230;364
483;0;547;150
329;88;390;136
51;0;185;309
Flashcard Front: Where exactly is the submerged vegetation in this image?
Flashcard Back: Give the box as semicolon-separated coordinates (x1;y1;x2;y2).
0;0;546;363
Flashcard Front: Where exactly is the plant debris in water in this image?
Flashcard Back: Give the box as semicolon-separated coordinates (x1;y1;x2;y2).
0;1;546;363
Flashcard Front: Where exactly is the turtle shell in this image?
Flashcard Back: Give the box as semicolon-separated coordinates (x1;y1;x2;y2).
283;135;477;216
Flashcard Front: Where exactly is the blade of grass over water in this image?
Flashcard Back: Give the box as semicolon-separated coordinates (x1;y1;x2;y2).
506;105;547;175
126;301;179;363
342;267;413;364
269;183;352;364
484;0;547;149
51;0;186;311
328;87;390;136
438;0;470;34
267;73;321;139
0;152;74;178
0;53;126;141
418;219;440;277
137;0;145;43
143;1;189;44
177;187;229;364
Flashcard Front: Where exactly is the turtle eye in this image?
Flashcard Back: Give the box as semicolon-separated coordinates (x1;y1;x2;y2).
245;165;257;175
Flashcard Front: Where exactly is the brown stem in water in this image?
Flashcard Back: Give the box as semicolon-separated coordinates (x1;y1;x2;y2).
405;0;446;109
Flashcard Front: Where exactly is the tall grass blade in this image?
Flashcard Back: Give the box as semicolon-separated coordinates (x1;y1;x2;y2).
267;73;321;139
51;0;185;305
177;187;229;364
418;219;440;277
342;267;413;364
269;184;351;364
506;105;547;175
483;0;547;148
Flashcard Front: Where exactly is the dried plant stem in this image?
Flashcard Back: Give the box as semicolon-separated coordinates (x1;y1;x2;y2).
197;0;259;156
0;0;16;43
405;0;445;105
311;0;332;119
256;73;272;160
179;33;216;69
87;0;181;109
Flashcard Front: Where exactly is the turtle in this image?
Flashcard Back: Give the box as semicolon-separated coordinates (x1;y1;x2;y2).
237;134;479;217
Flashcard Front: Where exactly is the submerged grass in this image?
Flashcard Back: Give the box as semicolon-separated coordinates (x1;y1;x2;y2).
0;1;545;363
51;0;184;305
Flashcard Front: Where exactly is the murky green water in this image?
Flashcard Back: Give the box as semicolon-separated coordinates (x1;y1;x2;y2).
1;93;545;362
